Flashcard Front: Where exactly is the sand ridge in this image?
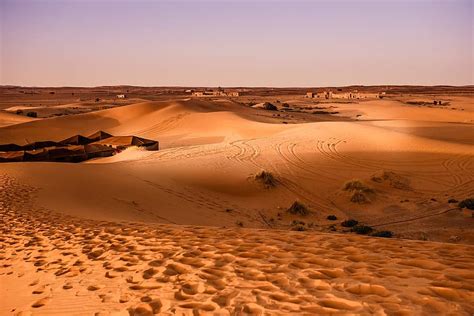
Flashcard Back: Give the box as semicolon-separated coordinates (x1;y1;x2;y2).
1;174;474;315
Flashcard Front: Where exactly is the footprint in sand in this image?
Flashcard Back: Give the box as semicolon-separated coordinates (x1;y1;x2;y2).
31;297;51;308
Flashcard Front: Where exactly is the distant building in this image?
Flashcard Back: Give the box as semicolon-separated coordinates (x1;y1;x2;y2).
312;91;382;100
192;90;241;97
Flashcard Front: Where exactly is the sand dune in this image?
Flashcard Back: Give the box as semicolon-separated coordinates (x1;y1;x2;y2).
1;174;473;315
0;111;36;128
0;98;473;243
1;94;473;314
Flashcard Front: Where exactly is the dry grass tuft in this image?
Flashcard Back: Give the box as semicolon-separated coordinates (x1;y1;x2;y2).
255;171;277;188
287;201;310;216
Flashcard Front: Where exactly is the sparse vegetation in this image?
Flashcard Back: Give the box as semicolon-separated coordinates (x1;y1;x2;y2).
236;221;243;227
458;198;474;210
26;111;38;118
16;110;23;115
291;220;305;226
341;219;358;227
255;171;277;188
262;102;277;111
350;191;369;203
371;171;411;190
292;225;306;231
327;215;337;221
343;180;374;193
287;201;310;216
371;231;393;238
312;110;339;115
344;180;374;204
448;198;458;204
291;220;306;231
352;225;373;235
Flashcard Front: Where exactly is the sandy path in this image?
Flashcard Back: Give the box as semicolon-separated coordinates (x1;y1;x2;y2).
1;174;473;316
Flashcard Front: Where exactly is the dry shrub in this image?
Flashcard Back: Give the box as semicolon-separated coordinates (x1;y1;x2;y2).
344;179;374;203
351;191;369;204
343;180;374;193
458;198;474;210
287;201;310;216
255;171;277;188
371;171;411;190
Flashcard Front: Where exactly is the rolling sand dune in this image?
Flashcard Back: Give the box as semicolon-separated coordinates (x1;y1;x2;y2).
1;174;473;315
1;94;473;314
1;98;472;241
0;111;36;128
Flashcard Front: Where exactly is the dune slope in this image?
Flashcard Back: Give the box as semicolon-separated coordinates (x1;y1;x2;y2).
1;174;473;315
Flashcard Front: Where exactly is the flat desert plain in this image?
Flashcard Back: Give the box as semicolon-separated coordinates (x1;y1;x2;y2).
1;86;473;315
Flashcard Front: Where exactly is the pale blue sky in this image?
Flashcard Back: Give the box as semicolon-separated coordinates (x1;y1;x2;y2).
1;0;472;86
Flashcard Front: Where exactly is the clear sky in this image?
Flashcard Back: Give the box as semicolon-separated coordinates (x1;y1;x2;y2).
0;0;472;87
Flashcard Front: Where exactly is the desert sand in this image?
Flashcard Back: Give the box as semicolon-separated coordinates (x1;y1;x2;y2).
1;86;473;315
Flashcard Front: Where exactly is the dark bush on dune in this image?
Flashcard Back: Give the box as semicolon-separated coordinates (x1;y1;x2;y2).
282;103;290;108
341;219;358;227
458;198;474;210
16;110;23;115
344;180;373;204
350;191;369;203
352;225;373;235
292;225;306;231
255;171;277;188
327;215;337;221
287;201;310;216
26;111;37;118
371;231;393;238
448;198;458;204
263;102;277;111
343;180;374;193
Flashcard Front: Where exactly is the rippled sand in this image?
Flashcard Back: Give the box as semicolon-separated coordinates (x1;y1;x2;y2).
1;174;473;315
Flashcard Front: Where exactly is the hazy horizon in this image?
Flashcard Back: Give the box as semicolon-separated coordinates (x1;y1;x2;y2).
1;0;472;87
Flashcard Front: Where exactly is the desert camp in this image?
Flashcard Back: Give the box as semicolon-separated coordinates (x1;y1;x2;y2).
0;131;159;162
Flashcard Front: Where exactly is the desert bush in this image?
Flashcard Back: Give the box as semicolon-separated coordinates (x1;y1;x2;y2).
16;110;23;115
263;102;277;111
352;225;373;235
287;201;310;216
291;220;305;226
341;219;358;227
236;221;243;227
282;103;290;108
350;191;369;204
371;231;393;238
343;180;374;193
292;225;306;231
313;110;339;115
255;171;277;188
327;215;337;221
448;198;458;204
26;111;37;118
371;171;410;190
458;198;474;210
